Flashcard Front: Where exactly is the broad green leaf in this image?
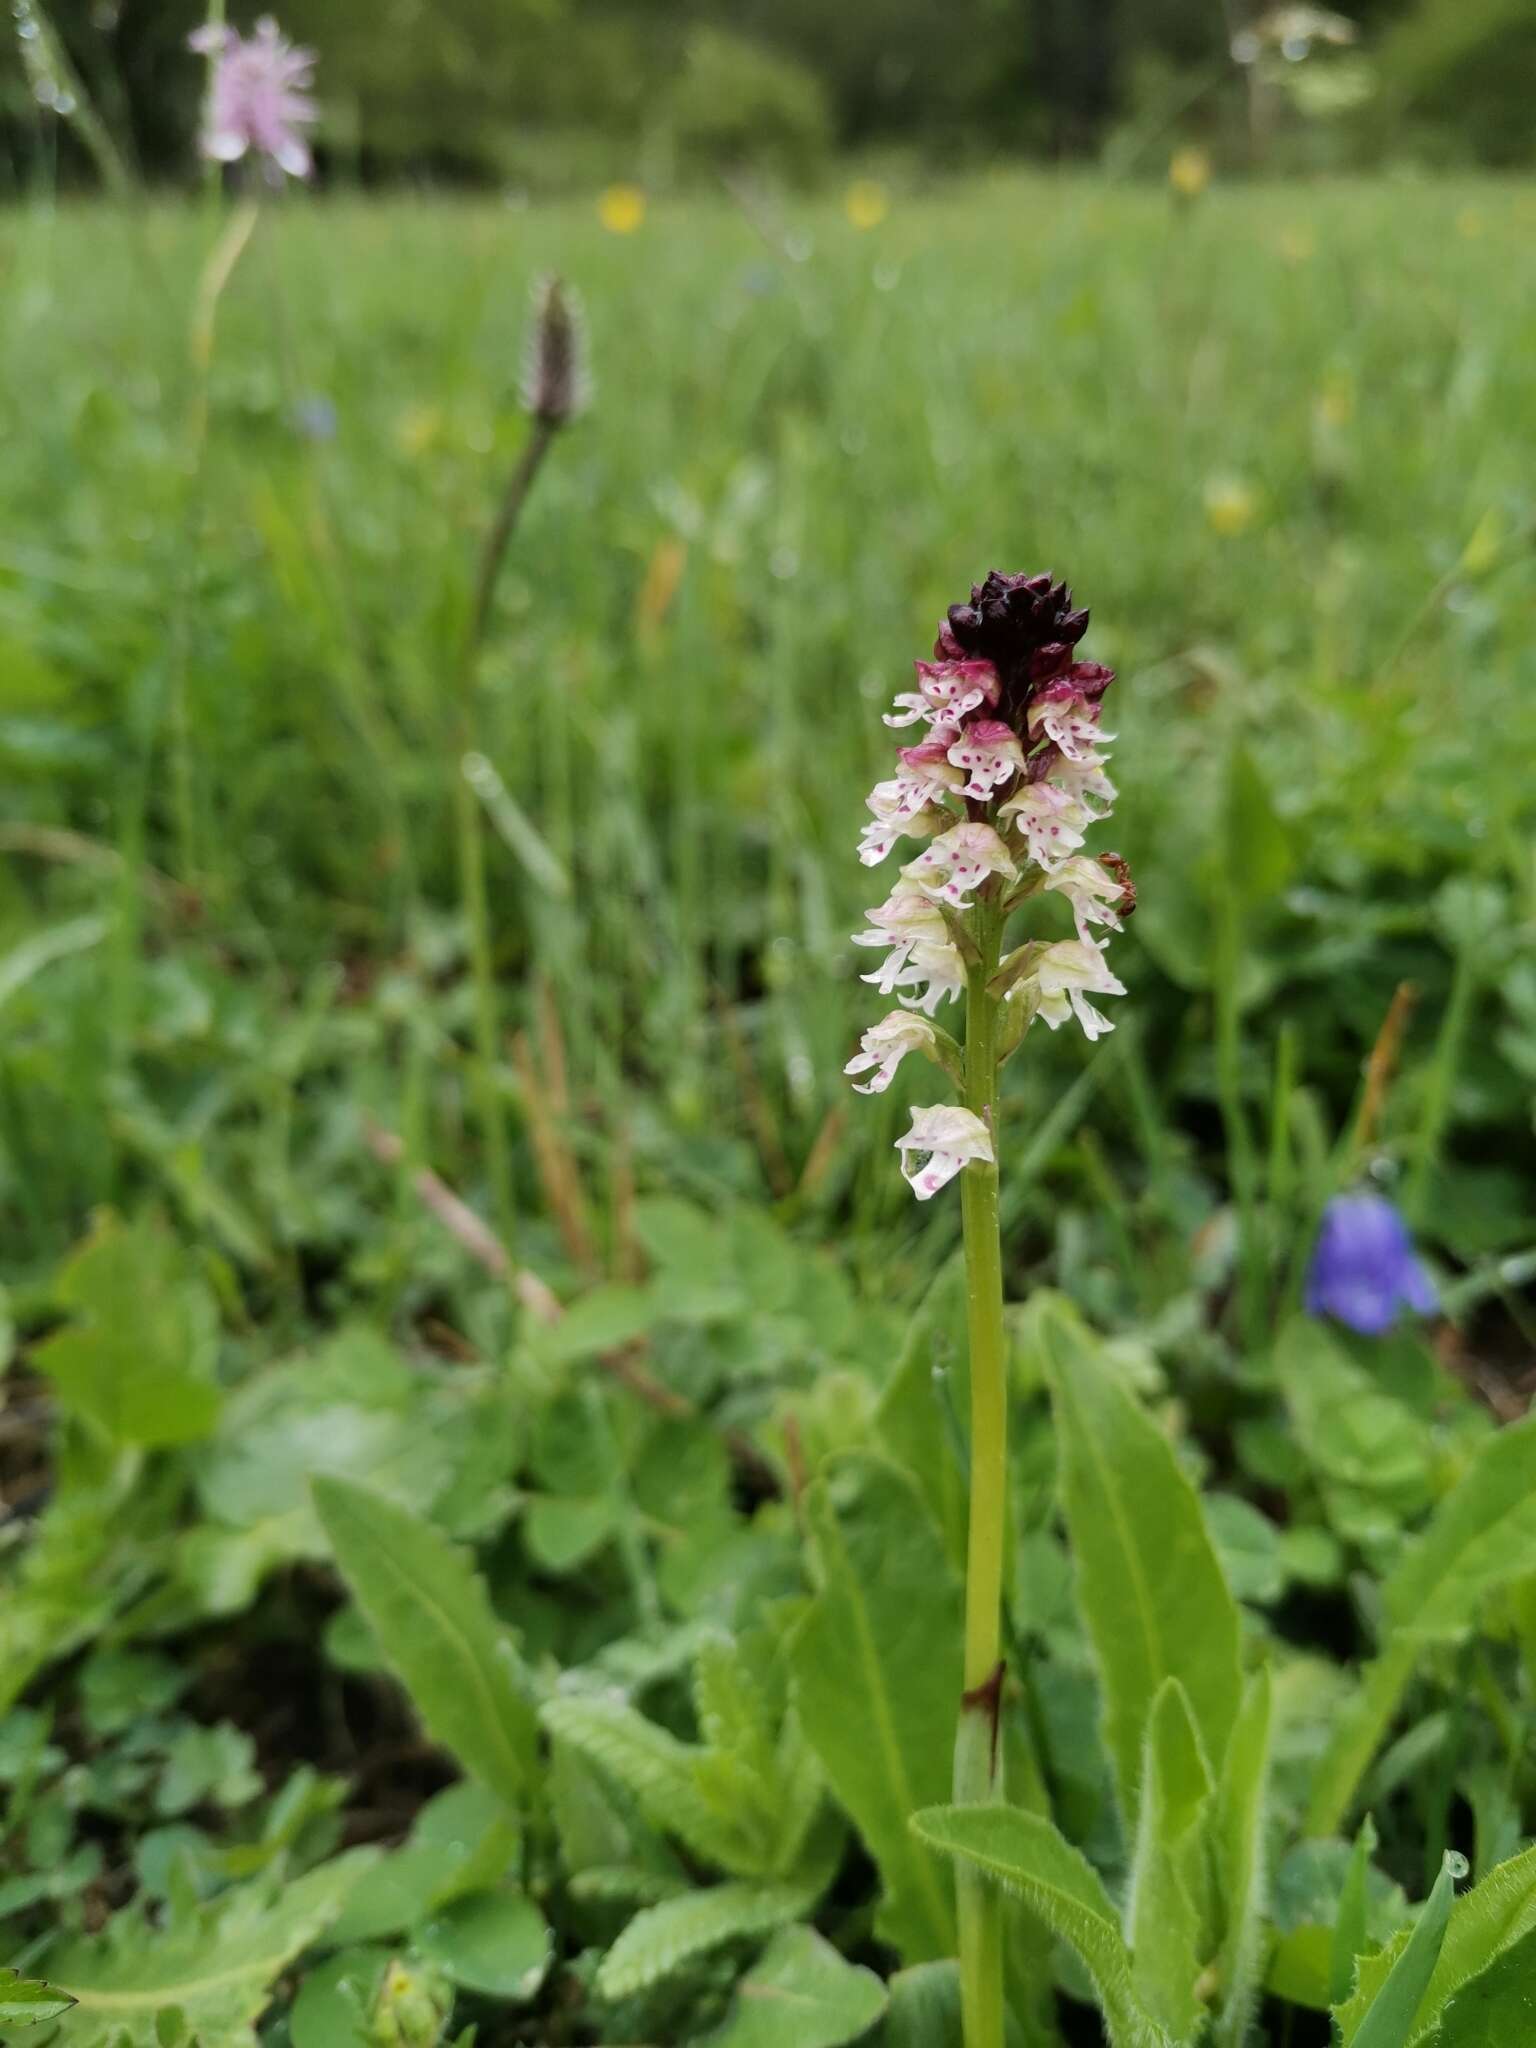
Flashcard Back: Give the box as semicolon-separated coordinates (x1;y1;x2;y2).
326;1784;519;1945
414;1888;550;1999
289;1949;390;2048
1338;1843;1536;2046
1030;1295;1241;1826
878;1962;965;2048
788;1459;961;1962
1434;1924;1536;2044
313;1477;537;1813
1309;1413;1536;1835
910;1806;1173;2048
33;1851;374;2047
1212;1669;1273;2048
596;1880;815;2000
181;1328;462;1617
0;1971;75;2025
697;1926;887;2048
33;1213;220;1448
1124;1680;1214;2041
1336;1852;1463;2048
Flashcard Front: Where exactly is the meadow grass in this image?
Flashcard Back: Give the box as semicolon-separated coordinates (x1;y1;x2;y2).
1;172;1533;1305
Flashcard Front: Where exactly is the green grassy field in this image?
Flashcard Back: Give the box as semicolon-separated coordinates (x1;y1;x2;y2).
2;176;1536;2044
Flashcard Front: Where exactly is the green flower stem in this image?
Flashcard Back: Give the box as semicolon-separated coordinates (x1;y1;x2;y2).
954;892;1008;2048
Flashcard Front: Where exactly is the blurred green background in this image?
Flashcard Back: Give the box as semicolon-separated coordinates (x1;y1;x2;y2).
5;0;1536;190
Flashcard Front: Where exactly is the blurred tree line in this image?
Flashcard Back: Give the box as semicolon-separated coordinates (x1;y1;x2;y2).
2;0;1534;188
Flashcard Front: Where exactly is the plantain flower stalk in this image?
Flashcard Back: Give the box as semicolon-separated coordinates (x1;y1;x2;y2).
848;571;1131;2048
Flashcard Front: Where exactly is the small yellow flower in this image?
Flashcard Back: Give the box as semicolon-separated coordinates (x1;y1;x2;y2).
394;402;443;458
1278;225;1315;265
844;179;889;231
599;184;646;235
1168;147;1212;201
1317;371;1354;429
1204;475;1259;537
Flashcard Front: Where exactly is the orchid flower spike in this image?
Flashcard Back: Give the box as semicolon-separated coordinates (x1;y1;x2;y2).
850;569;1131;1197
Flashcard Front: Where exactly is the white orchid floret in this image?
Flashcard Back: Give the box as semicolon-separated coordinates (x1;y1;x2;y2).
885;658;999;731
1031;938;1127;1042
844;1012;940;1095
997;780;1092;870
857;802;947;868
1027;685;1116;767
1050;754;1117;817
857;743;964;866
887;939;966;1015
896;1103;994;1201
1044;855;1126;945
851;882;949;990
902;822;1017;909
947;718;1025;800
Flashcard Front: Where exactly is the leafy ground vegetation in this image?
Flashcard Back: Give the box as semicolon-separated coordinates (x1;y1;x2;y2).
1;174;1535;2045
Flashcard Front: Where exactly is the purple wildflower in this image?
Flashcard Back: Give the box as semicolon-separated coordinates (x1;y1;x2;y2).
189;16;317;181
1305;1192;1438;1337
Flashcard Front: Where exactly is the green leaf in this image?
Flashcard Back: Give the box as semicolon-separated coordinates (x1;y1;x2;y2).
1211;1669;1273;2048
1339;1843;1536;2046
910;1806;1173;2048
1434;1924;1536;2044
313;1477;538;1813
34;1851;374;2047
1222;743;1293;906
0;1971;76;2025
877;1962;964;2048
1309;1412;1536;1835
695;1927;887;2048
595;1880;816;2000
33;1213;220;1448
289;1949;389;2048
540;1694;767;1878
414;1888;550;2000
788;1459;961;1962
1333;1818;1379;2009
1124;1680;1214;2041
1029;1295;1242;1827
1336;1852;1464;2048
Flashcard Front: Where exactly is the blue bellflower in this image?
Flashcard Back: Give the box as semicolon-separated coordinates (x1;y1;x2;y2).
1305;1192;1438;1337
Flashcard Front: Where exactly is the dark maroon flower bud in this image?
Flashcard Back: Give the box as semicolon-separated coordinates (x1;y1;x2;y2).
939;569;1107;727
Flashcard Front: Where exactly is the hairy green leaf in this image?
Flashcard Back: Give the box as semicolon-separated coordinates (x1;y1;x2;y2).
1212;1669;1273;2048
540;1693;766;1877
1337;1852;1463;2048
1125;1680;1214;2041
1338;1843;1536;2046
1433;1924;1536;2044
911;1806;1173;2048
1030;1295;1242;1827
596;1880;816;2000
31;1852;374;2047
313;1477;538;1812
789;1459;960;1962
